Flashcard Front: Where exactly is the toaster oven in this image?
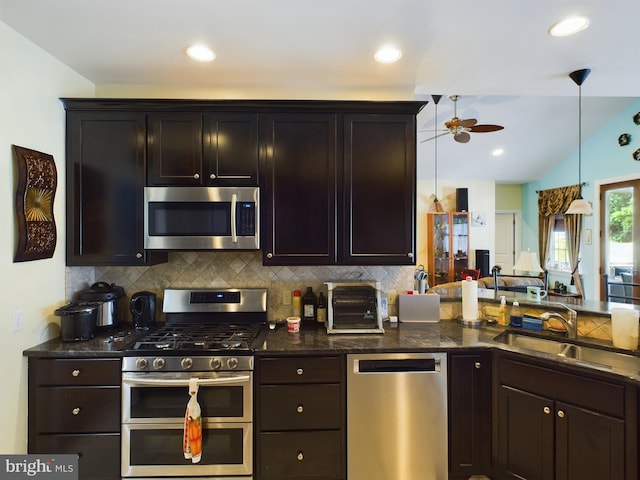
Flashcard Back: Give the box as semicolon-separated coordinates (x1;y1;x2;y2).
325;281;384;334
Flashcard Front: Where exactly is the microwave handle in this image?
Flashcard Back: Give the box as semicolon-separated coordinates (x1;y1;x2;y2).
231;193;237;243
123;374;250;387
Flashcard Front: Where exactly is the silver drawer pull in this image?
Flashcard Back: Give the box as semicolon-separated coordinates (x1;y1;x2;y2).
474;362;481;369
296;368;303;376
557;410;565;418
71;369;80;377
543;406;551;414
296;405;304;413
297;452;304;461
72;407;81;415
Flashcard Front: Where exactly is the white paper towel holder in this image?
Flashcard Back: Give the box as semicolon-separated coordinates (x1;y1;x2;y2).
460;276;482;327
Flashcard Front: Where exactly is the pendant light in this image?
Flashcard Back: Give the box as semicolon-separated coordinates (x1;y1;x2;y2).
428;94;445;213
565;68;593;215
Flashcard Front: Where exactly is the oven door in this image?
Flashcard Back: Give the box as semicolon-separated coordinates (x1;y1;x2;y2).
122;371;252;423
121;422;252;477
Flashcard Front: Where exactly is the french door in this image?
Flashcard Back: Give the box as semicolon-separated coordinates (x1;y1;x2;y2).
599;179;640;303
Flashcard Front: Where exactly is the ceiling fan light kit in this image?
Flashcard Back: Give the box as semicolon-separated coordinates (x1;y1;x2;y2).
565;67;593;215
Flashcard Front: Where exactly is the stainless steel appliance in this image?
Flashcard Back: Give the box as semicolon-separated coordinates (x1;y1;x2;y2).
347;352;448;480
325;281;384;334
77;282;125;328
121;287;268;479
144;186;259;250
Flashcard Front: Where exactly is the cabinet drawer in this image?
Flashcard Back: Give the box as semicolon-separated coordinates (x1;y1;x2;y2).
260;384;342;430
260;356;342;384
31;433;120;480
30;358;121;386
498;357;625;418
33;386;120;433
260;431;343;479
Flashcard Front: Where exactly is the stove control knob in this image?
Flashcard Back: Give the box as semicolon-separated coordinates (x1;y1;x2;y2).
210;357;222;370
227;357;239;370
152;357;166;370
136;358;148;370
181;357;193;370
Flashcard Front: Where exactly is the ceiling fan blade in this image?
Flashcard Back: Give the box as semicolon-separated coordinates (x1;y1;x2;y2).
454;132;471;143
420;131;451;143
468;124;504;133
446;118;477;129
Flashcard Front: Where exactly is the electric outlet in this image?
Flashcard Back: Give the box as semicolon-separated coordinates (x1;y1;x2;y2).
386;290;398;305
11;309;23;333
282;289;292;306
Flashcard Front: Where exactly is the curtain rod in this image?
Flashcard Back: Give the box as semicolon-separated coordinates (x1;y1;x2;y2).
536;182;587;194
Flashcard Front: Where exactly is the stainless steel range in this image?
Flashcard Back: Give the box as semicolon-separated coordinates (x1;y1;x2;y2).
121;287;267;479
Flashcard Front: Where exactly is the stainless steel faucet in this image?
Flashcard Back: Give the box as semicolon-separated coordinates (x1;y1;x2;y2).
540;303;578;339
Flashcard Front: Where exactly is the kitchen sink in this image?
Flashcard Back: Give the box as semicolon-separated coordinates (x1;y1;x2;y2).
493;331;640;374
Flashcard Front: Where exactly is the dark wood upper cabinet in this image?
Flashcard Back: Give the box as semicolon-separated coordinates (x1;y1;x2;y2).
261;113;338;265
343;114;416;265
147;112;259;186
64;106;167;266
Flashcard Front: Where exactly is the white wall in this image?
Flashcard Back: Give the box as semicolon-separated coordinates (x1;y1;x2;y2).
0;20;93;453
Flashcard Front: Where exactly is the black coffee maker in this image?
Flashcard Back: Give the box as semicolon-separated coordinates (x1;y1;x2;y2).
130;291;156;329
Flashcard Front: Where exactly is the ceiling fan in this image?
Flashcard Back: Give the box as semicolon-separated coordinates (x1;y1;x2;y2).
420;95;504;144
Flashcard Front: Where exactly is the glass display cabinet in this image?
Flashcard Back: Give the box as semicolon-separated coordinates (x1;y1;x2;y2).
426;212;470;285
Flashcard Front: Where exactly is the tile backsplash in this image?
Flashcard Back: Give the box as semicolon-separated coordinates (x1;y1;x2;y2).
66;251;416;321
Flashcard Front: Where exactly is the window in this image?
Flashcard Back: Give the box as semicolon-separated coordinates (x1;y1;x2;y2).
546;214;571;272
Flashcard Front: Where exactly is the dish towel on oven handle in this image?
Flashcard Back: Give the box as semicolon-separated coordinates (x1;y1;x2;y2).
183;378;202;463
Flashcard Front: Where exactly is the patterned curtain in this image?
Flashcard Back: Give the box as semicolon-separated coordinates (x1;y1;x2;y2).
537;185;584;297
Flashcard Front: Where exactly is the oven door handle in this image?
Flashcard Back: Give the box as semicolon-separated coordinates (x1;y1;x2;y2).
123;374;250;387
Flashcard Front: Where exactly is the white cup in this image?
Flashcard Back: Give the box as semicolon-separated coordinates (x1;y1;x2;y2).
611;308;639;350
526;286;547;301
287;316;301;333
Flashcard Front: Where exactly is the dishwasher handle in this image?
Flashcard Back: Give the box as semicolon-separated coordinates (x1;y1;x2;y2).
355;357;441;374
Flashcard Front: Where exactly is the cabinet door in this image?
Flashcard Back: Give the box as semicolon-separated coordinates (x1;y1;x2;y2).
448;352;492;479
261;113;338;265
343;114;415;265
555;401;625;480
498;385;554;480
203;113;259;185
66;111;166;266
147;112;203;185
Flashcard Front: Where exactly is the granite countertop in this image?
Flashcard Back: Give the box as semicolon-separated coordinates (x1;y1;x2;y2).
23;319;640;383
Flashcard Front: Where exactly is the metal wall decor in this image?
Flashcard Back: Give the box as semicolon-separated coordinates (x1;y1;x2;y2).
618;133;631;146
13;145;57;262
633;111;640;125
633;148;640;162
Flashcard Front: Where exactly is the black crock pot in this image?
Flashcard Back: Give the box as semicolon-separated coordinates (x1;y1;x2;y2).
54;301;100;342
77;282;125;328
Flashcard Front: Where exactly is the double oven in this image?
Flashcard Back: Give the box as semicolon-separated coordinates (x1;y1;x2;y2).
121;288;267;479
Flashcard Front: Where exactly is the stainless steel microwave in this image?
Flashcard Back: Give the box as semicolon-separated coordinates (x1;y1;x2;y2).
144;186;259;250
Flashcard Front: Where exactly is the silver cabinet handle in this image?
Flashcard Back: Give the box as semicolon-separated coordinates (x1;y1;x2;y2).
72;407;81;415
71;369;80;377
193;173;200;179
266;252;273;259
557;410;565;418
408;252;413;258
297;452;304;461
210;173;216;180
543;406;551;414
136;252;143;259
296;405;304;413
296;368;304;376
474;362;481;369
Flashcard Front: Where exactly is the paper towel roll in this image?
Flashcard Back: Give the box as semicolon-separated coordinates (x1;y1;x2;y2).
462;277;478;320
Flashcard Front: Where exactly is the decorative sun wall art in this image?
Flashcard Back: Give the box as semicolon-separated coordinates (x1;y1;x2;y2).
13;145;57;262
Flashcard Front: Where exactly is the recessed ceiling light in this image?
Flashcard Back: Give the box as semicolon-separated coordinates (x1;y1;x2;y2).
492;148;504;156
186;44;215;62
374;46;402;64
548;16;590;37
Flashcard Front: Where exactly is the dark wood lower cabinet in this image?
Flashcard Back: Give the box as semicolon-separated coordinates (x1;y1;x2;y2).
448;352;493;479
496;354;636;480
28;358;121;480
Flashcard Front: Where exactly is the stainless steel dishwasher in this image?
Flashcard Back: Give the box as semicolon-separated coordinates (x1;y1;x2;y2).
347;352;448;480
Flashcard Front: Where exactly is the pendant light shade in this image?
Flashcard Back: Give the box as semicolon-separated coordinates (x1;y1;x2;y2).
565;68;593;215
428;94;445;213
